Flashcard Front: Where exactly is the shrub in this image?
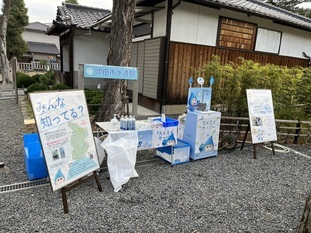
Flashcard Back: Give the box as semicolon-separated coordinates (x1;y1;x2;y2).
16;72;36;88
39;76;55;86
50;84;70;90
84;89;104;114
30;74;43;83
26;83;47;93
198;55;311;120
41;71;55;81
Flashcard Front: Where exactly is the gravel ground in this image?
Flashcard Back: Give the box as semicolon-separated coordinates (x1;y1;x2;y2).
1;92;311;233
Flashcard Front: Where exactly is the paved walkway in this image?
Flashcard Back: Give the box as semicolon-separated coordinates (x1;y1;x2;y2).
0;83;13;90
0;83;24;99
129;103;159;116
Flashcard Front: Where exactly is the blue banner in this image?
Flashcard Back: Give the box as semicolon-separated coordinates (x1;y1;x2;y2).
84;64;138;80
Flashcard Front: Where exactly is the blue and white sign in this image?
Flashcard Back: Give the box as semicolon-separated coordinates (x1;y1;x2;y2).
29;90;100;192
84;64;138;80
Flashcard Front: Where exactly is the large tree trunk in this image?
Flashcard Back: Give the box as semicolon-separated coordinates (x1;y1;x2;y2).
0;0;11;84
95;0;136;122
297;191;311;233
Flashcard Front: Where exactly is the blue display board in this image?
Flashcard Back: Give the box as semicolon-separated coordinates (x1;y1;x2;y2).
187;87;212;111
84;64;138;80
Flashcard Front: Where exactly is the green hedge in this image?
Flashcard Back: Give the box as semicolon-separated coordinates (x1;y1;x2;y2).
198;56;311;121
84;89;104;114
26;83;47;93
16;72;36;88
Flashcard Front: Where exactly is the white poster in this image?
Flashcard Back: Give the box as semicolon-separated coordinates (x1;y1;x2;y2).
246;89;277;144
29;90;100;191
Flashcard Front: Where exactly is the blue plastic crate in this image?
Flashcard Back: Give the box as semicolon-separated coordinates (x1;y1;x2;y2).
23;133;48;180
153;117;179;127
156;139;190;165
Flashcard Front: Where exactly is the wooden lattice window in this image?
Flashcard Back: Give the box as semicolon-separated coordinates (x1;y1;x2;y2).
218;17;257;50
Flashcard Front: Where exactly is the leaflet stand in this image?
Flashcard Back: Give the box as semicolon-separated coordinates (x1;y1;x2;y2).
240;122;275;159
61;171;102;214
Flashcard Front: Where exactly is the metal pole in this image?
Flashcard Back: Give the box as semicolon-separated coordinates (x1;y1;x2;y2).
293;122;301;144
12;57;18;104
78;64;84;90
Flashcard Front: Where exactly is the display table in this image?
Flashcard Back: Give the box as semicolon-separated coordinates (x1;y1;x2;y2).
96;119;179;191
96;119;178;150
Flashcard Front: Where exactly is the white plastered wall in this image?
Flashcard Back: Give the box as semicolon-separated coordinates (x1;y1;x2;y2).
73;29;110;89
166;1;311;59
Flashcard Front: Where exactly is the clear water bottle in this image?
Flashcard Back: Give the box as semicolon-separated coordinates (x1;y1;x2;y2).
120;115;124;130
132;116;136;130
111;114;118;131
124;115;128;130
127;115;133;130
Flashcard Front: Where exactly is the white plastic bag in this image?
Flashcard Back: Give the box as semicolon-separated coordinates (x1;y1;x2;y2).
101;131;139;192
94;137;106;166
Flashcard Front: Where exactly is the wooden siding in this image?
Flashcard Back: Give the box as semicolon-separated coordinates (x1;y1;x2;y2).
129;42;144;93
129;42;137;92
137;42;145;93
143;38;163;99
167;42;309;105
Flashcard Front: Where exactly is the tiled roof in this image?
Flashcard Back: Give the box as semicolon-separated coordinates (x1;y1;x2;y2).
196;0;311;31
27;41;59;55
137;0;311;31
25;22;49;32
55;3;111;30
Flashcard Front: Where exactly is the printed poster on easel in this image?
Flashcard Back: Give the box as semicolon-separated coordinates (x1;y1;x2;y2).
246;89;277;144
29;90;100;192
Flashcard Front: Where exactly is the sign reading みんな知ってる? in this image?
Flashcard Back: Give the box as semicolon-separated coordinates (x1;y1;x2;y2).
29;90;100;192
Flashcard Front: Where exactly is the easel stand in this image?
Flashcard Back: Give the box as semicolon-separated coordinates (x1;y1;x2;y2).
241;123;275;159
61;171;102;214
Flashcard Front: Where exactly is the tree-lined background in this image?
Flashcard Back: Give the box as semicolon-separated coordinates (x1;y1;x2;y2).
198;55;311;121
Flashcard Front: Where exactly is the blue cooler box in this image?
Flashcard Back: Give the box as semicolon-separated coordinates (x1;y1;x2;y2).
23;133;48;180
156;139;190;165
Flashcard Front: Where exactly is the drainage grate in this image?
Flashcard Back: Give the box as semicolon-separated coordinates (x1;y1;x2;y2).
0;178;49;194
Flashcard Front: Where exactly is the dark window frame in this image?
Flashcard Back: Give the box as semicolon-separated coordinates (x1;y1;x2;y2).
217;16;257;51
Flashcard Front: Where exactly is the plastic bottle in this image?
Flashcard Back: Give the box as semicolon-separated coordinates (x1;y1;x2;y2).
127;115;133;130
124;115;128;130
161;106;166;122
161;113;166;122
120;115;124;130
111;114;118;131
132;116;136;130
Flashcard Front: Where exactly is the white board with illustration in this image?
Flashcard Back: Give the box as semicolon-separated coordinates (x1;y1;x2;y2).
29;90;100;191
246;89;277;144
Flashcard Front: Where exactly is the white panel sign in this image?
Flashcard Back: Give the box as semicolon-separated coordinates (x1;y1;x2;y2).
29;90;100;191
246;89;277;144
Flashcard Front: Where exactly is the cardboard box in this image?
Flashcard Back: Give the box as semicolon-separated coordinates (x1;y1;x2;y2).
24;119;37;133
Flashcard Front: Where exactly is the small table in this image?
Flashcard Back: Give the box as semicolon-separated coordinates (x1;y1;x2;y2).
96;120;178;192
